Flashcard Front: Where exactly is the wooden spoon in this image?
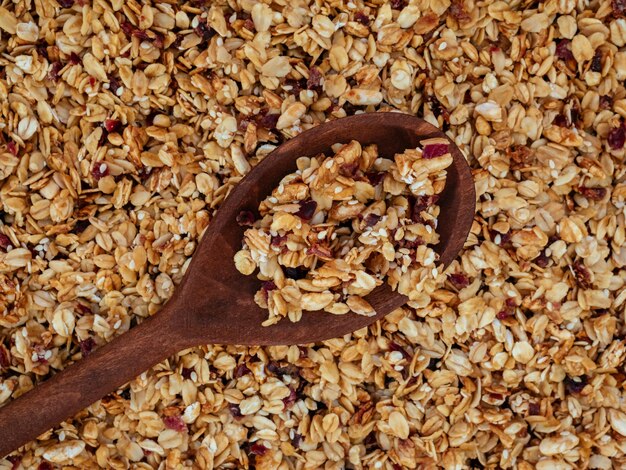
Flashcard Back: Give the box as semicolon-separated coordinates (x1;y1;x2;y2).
0;113;475;457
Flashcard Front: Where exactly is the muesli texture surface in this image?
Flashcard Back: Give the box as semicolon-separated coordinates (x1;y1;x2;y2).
1;0;626;468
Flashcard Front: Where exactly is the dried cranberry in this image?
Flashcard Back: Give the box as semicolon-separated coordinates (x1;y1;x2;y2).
235;363;251;377
250;442;269;456
195;22;214;43
283;78;307;95
410;195;439;223
571;260;592;288
613;0;626;17
555;39;574;62
163;415;187;432
103;119;121;133
236;210;256;227
152;31;165;49
69;52;81;65
506;298;516;308
282;387;297;409
92;162;109;180
255;111;280;130
261;281;277;301
552;114;569;128
37;463;53;470
578;186;607;201
366;171;385;186
107;74;121;94
172;34;184;49
389;342;412;361
229;403;243;417
295;200;317;220
448;272;469;289
292;433;303;448
534;252;550;268
354;11;370;25
48;61;63;81
496;310;513;320
271;234;287;247
267;362;300;378
427;95;450;123
449;0;470;21
0;344;10;369
35;42;49;60
422;143;449;159
6;455;21;470
307;244;333;259
390;0;407;9
528;402;541;415
608;125;626;150
284;267;308;280
6;141;17;156
306;66;323;91
80;337;96;357
0;234;11;252
58;0;74;7
364;213;382;227
599;95;613;110
590;51;603;72
564;375;587;394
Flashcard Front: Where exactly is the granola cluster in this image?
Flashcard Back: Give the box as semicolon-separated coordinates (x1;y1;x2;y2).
234;139;451;325
1;0;626;468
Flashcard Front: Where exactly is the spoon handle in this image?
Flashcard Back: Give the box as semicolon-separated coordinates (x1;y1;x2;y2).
0;310;183;458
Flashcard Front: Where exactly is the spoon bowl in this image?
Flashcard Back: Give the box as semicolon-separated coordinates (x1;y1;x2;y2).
0;112;475;457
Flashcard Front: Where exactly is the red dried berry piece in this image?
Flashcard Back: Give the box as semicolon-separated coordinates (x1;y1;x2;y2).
107;74;121;94
364;213;382;227
590;51;602;72
427;95;450;123
194;22;214;43
505;297;516;308
391;0;407;9
38;463;54;470
0;234;11;252
291;433;303;448
447;272;469;289
255;110;280;130
449;0;470;21
552;114;569;128
354;11;371;25
76;303;93;315
608;125;626;150
534;251;550;268
577;186;607;201
163;415;187;432
307;243;333;260
58;0;74;7
236;210;256;226
410;195;439;223
365;171;385;186
69;52;81;65
306;66;323;90
6;455;21;470
152;31;165;49
555;39;574;62
571;260;592;288
295;199;317;220
0;344;10;369
261;281;277;301
422;143;449;159
496;310;513;320
528;402;541;415
613;0;626;17
564;375;587;394
235;363;251;377
282;387;297;409
48;61;63;81
229;403;243;417
271;234;287;247
283;78;306;95
92;162;109;180
6;141;17;156
599;95;613;110
80;337;96;357
103;119;121;133
250;442;269;456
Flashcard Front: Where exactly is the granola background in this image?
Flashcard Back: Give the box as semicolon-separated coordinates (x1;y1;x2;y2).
0;0;625;468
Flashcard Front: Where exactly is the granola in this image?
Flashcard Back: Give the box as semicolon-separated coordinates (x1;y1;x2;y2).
234;139;451;325
0;0;625;468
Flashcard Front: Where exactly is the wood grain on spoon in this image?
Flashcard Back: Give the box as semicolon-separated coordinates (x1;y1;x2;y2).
0;113;475;458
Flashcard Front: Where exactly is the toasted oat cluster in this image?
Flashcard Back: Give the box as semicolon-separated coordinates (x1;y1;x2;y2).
234;139;452;325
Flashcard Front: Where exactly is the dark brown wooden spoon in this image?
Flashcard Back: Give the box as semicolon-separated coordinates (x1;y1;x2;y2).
0;113;475;458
